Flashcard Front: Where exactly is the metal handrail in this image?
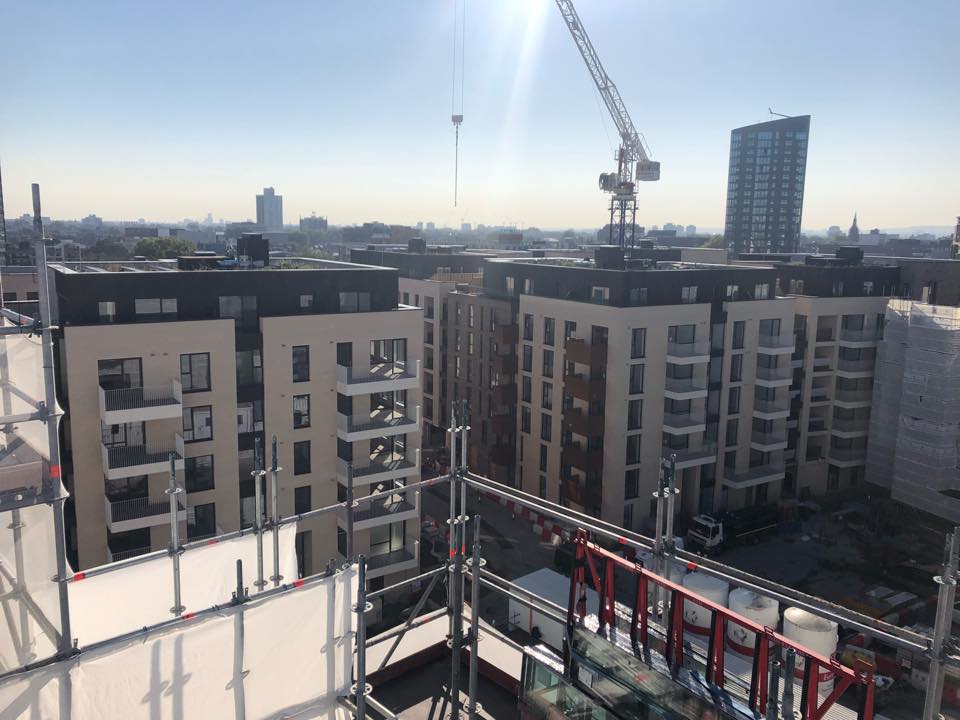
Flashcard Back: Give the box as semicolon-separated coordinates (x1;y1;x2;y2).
99;380;182;412
104;493;185;523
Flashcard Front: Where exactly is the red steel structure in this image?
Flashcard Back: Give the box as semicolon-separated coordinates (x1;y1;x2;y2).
565;529;877;720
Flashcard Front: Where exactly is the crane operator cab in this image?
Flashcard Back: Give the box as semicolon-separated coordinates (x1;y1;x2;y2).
636;160;661;181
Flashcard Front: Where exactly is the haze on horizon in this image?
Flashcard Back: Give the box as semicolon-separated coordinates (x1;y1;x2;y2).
1;1;957;232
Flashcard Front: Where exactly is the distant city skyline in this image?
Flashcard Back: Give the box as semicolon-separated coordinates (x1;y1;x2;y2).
1;2;956;230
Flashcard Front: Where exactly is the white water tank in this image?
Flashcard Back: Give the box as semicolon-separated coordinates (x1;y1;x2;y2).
783;607;838;695
727;588;779;655
682;573;729;634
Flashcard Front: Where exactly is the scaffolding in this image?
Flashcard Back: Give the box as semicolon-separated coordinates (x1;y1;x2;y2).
0;225;956;717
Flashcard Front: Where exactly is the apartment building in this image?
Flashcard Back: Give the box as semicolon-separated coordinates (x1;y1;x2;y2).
49;250;422;589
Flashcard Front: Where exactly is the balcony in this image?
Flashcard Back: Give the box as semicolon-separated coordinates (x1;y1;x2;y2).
560;474;601;509
104;493;186;533
830;417;870;438
757;334;795;355
101;435;185;480
750;430;788;451
490;444;515;466
494;354;518;375
340;489;418;530
660;442;717;470
562;407;604;437
366;537;419;580
838;328;880;347
491;383;517;406
107;545;153;563
722;463;786;490
811;357;833;374
564;373;605;402
561;442;603;473
664;376;708;400
99;380;183;425
815;328;835;343
666;340;710;365
494;324;519;346
662;410;706;435
809;386;832;404
836;358;875;377
336;360;420;397
828;446;867;468
337;407;420;442
807;417;829;434
755;365;792;387
834;388;873;407
490;412;515;435
565;337;608;367
337;451;419;488
752;398;790;420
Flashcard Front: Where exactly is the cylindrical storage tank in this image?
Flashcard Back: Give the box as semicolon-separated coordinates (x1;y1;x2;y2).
727;589;779;656
682;573;729;635
783;607;838;695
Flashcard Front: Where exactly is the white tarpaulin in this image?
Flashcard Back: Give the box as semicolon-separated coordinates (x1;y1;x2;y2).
69;525;300;647
0;564;357;720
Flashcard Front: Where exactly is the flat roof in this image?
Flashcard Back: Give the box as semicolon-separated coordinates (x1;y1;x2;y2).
48;257;391;274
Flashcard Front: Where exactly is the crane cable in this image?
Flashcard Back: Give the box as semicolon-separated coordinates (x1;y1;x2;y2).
451;0;466;207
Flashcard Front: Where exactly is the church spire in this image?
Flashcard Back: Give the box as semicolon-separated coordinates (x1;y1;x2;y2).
848;212;860;242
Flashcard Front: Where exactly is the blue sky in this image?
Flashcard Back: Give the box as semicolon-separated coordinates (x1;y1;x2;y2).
1;0;957;231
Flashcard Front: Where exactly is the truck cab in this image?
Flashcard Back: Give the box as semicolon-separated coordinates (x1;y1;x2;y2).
687;514;723;553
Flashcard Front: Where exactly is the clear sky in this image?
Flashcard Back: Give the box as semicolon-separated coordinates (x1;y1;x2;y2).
1;0;957;231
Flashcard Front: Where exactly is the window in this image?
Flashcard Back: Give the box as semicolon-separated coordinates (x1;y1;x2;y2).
98;301;117;323
135;297;177;319
219;295;257;328
98;357;142;390
630;328;646;359
590;286;609;304
732;321;746;349
542;382;553;410
627;399;642;430
293;394;311;428
294;441;311;475
543;317;555;346
425;297;435;319
728;387;741;415
729;354;743;382
540;413;552;442
522;375;532;403
668;324;696;345
629;364;644;394
295;486;312;515
625;434;641;465
300;294;314;310
522;345;533;372
187;503;216;540
523;314;534;341
628;287;648;306
754;283;770;300
539;445;548;473
180;352;211;392
292;346;310;382
542;349;554;378
338;292;371;312
185;455;214;493
623;505;634;531
183;405;213;442
625;469;640;499
521;407;531;434
726;284;739;300
539;476;547;500
725;418;739;446
467;332;475;355
681;286;698;303
236;349;263;387
236;400;263;434
564;321;577;341
468;305;475;328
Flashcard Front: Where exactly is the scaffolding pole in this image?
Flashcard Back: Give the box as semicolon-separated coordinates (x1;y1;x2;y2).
354;555;369;720
269;435;282;586
466;514;483;720
345;463;355;565
252;443;266;590
167;455;184;616
923;527;960;720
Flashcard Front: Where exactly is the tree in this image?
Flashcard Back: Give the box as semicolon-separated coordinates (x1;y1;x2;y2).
133;236;195;259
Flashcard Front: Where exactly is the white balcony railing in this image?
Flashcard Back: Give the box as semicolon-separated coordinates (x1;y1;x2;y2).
751;430;787;448
660;442;717;469
366;537;420;579
101;435;185;480
336;407;420;439
755;365;792;383
666;340;710;361
724;463;786;489
335;361;420;396
337;450;420;486
664;377;708;395
107;546;153;563
752;398;790;416
104;493;186;532
757;334;795;352
98;380;183;424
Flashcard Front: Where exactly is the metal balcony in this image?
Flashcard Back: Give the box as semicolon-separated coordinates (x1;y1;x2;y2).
807;418;829;434
561;442;603;472
564;337;608;367
99;380;183;425
830;417;870;438
337;451;419;488
838;328;880;346
336;360;420;396
104;493;186;533
809;386;832;404
828;446;867;467
663;376;708;400
666;340;710;364
101;435;184;480
757;334;795;354
752;398;790;420
660;442;717;470
834;388;873;407
662;410;706;435
563;373;605;402
341;489;418;530
811;357;833;373
336;407;420;442
107;545;153;563
366;537;419;580
750;430;788;451
562;407;604;437
755;365;792;387
836;358;875;377
722;463;785;490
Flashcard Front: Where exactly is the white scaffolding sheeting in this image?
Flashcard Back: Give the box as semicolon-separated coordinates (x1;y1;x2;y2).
69;524;300;647
0;564;356;720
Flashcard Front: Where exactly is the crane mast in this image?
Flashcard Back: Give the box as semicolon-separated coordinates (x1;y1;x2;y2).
555;0;660;247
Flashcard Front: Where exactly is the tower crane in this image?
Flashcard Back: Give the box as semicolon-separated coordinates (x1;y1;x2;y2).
555;0;660;248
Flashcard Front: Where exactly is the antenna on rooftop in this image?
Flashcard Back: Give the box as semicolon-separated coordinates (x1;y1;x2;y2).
768;108;790;119
451;0;466;207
